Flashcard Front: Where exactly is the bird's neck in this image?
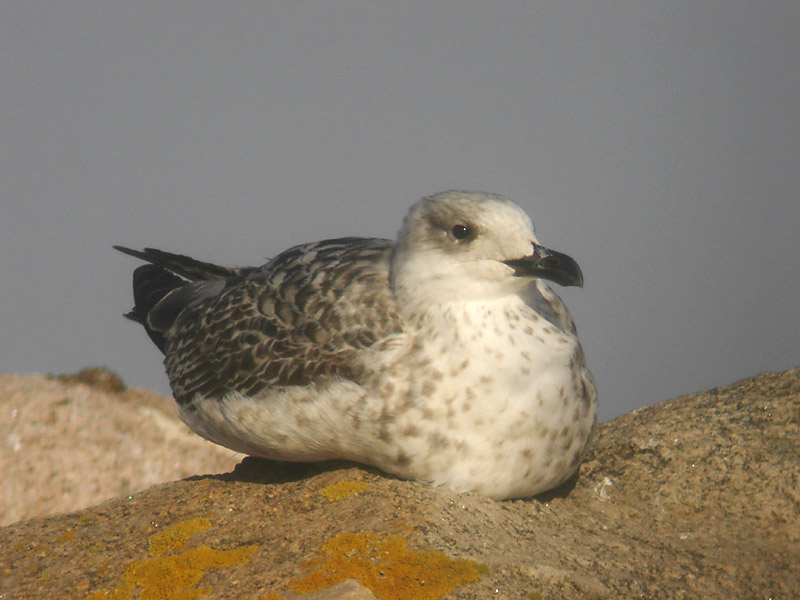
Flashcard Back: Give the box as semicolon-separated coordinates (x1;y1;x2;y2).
401;294;526;339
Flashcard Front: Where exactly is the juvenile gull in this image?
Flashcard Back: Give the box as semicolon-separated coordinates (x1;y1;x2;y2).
116;191;597;499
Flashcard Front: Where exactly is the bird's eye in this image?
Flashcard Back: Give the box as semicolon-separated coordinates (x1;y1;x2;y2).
451;224;472;240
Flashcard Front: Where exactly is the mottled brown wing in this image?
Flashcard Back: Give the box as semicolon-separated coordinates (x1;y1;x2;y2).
163;237;403;404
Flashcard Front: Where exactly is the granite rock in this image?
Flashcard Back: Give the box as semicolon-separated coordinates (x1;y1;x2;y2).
1;367;798;599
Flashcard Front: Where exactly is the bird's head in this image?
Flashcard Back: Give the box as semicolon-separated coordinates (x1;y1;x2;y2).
390;191;582;310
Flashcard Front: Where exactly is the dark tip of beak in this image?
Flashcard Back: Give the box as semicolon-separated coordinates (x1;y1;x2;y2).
502;245;584;288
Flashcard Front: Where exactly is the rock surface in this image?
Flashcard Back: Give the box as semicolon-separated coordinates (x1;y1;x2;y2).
0;368;242;526
1;367;798;599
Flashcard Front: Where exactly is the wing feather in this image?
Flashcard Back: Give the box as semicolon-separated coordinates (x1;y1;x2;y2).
163;238;403;404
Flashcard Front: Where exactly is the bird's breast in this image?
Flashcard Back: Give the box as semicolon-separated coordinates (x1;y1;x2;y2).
361;299;596;498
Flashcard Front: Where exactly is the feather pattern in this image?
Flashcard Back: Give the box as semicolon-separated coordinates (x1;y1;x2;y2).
118;238;403;403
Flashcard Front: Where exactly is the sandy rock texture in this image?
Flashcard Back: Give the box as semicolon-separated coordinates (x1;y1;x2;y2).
0;368;242;526
1;366;798;599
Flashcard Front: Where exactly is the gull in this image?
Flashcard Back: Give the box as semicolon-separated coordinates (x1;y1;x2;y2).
116;190;597;499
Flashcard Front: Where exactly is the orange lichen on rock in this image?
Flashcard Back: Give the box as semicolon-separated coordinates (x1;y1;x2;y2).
319;480;369;502
288;532;486;600
85;517;258;600
57;528;76;542
148;517;212;556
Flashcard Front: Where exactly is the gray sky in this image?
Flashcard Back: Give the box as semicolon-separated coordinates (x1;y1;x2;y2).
1;2;798;421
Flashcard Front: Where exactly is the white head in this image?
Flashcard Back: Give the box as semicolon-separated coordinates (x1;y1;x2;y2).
390;191;582;312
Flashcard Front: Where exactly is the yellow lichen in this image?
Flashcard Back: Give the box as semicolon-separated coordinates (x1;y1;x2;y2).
319;480;369;502
85;518;258;600
148;518;211;557
288;532;486;600
57;528;76;543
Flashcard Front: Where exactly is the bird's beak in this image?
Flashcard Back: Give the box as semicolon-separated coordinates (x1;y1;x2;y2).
502;244;584;288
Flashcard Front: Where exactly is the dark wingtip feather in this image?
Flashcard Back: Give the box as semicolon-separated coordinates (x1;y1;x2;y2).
114;245;238;280
121;264;189;353
116;244;244;354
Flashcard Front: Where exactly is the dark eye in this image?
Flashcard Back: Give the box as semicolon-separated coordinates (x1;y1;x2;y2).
451;224;472;240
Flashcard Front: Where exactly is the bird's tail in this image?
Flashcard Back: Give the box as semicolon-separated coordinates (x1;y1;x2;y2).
114;246;242;353
113;246;239;281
